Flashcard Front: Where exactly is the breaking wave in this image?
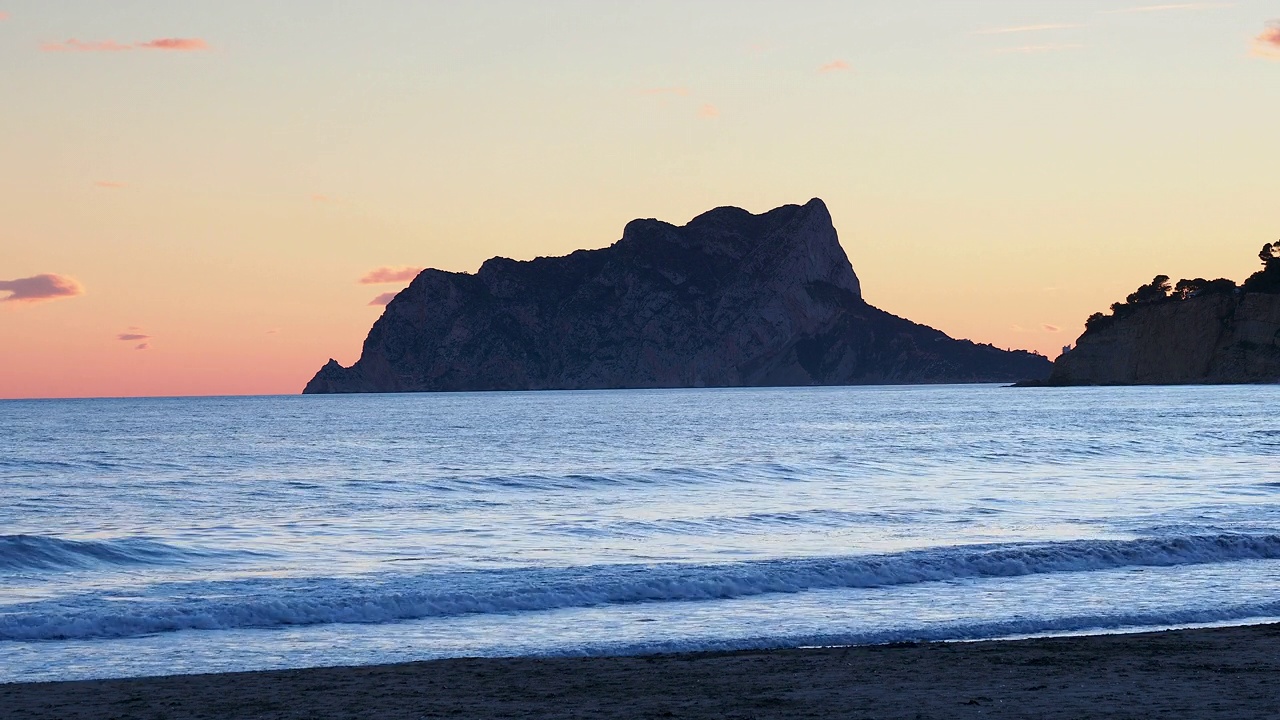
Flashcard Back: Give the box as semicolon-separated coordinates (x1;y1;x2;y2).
5;533;1279;641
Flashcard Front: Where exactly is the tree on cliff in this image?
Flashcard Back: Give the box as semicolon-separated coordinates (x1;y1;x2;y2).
1242;242;1280;294
1125;275;1172;305
1083;243;1274;337
1173;277;1237;300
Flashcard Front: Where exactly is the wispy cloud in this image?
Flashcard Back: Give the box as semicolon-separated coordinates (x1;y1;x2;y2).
136;38;207;51
42;39;131;52
0;274;84;303
310;193;340;204
369;292;398;307
42;37;209;53
698;103;720;119
1103;3;1235;14
993;43;1084;54
819;59;851;73
1252;20;1280;59
359;266;423;285
94;180;126;189
118;327;151;349
976;23;1083;35
1043;324;1061;332
0;12;9;21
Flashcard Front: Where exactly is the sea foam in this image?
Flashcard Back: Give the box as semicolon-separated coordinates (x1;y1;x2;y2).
4;533;1278;642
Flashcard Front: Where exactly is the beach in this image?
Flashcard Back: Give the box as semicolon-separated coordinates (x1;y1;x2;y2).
4;623;1278;719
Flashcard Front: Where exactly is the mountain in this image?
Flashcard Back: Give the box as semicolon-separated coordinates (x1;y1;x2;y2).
1041;290;1280;387
304;199;1050;393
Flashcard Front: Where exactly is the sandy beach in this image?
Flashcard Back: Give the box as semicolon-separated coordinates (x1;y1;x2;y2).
4;623;1279;719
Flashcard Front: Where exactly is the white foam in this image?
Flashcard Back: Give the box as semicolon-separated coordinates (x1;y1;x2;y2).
5;533;1279;642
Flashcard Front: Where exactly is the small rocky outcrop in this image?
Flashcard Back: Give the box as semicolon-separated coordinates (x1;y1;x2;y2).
304;199;1050;393
1035;244;1280;386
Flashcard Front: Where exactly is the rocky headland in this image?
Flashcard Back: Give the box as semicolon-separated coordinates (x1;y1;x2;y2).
1036;243;1280;386
304;199;1050;393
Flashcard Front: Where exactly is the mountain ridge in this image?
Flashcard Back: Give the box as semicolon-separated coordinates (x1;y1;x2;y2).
305;199;1050;393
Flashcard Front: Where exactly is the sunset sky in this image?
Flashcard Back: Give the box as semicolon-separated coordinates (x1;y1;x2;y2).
2;1;1278;399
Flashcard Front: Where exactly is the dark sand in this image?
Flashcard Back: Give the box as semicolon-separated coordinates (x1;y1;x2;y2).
4;624;1280;719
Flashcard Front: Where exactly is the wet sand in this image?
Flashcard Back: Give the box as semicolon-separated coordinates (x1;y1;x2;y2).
4;623;1279;719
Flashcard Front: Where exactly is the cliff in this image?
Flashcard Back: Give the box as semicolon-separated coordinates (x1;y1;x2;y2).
1046;292;1280;385
304;199;1051;393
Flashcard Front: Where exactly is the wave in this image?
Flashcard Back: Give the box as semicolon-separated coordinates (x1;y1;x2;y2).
4;533;1280;641
0;534;234;572
568;603;1280;658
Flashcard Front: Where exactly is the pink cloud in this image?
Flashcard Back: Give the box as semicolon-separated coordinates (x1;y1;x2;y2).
43;39;132;52
310;194;340;204
117;333;150;341
819;59;851;73
1252;21;1280;59
42;37;209;53
369;292;398;307
137;38;208;51
0;12;9;21
360;266;423;284
1043;324;1061;332
0;274;84;303
135;342;149;351
698;103;720;119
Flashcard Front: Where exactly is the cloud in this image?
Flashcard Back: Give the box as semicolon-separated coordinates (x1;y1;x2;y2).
698;103;720;119
42;39;132;52
1043;324;1061;332
266;328;280;335
0;12;9;21
136;38;208;51
819;59;851;73
637;86;690;96
1252;20;1280;59
135;342;149;351
0;274;84;303
359;266;423;284
976;24;1083;34
42;37;209;53
310;193;340;204
94;180;126;189
369;292;398;307
117;333;150;341
993;43;1084;54
1103;3;1235;13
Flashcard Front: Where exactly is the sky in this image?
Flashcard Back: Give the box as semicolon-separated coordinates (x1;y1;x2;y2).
2;1;1278;399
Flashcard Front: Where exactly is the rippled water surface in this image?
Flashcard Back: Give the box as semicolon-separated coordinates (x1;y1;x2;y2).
2;385;1279;682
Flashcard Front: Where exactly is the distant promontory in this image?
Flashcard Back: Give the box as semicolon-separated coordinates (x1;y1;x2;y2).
1033;243;1280;386
304;199;1051;393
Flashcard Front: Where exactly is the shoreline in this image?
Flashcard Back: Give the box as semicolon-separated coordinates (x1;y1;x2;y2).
5;623;1279;719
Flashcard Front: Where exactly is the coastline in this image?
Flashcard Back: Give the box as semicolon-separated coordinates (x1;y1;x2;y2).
5;623;1278;719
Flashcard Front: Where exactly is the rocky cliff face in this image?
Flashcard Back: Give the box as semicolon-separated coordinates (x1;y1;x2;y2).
304;199;1050;393
1047;293;1280;385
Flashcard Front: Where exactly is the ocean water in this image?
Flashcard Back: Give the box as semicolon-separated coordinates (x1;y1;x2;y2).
2;384;1279;683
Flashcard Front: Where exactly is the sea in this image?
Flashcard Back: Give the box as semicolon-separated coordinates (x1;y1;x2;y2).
2;384;1279;684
